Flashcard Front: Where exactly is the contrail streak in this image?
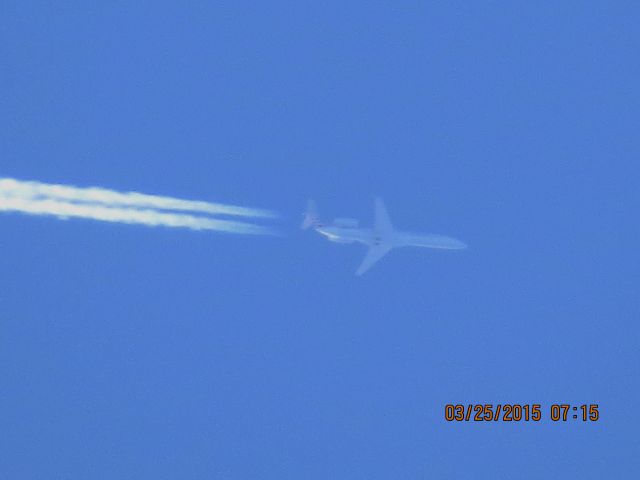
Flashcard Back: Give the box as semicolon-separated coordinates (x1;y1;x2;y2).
0;178;277;219
0;178;277;235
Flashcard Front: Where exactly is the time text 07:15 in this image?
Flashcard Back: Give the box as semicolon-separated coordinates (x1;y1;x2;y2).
444;404;599;422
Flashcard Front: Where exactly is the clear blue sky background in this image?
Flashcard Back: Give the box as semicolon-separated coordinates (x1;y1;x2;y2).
1;2;638;478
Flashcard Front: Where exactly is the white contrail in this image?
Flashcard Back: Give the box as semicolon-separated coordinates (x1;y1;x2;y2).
0;178;277;219
0;178;277;235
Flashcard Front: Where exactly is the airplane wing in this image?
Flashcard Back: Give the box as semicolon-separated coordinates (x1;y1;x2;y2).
355;198;396;275
356;243;392;276
374;197;393;236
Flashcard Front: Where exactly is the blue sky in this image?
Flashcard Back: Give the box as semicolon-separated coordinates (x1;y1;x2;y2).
1;2;638;478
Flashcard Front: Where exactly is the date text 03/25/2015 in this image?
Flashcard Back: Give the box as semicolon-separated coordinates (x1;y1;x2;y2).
444;404;599;422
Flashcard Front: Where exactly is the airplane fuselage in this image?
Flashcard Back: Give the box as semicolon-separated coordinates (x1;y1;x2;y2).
316;225;378;245
316;225;466;250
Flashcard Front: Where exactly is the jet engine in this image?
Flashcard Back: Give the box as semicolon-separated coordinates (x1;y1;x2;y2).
333;217;359;228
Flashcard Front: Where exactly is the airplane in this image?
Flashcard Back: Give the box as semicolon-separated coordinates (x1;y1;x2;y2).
301;198;467;275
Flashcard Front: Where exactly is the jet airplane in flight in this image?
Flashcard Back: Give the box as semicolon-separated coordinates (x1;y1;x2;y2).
302;198;467;275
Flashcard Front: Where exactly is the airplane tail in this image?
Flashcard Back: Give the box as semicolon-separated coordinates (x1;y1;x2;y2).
301;199;320;229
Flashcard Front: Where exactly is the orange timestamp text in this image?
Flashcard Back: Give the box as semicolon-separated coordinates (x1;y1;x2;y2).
444;404;599;422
